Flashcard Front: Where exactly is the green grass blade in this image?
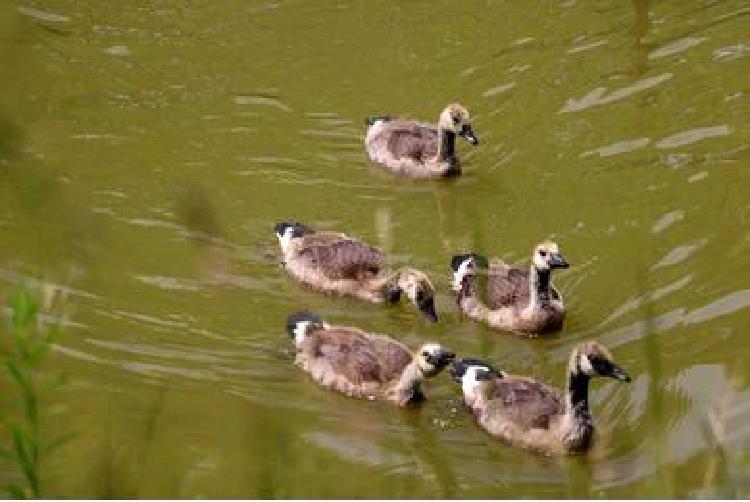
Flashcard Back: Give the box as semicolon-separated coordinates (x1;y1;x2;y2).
9;425;38;497
7;484;27;500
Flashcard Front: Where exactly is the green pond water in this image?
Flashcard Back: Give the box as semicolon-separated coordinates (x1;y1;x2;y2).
1;0;749;498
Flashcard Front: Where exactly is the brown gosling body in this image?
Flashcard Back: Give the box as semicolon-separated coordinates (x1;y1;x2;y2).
287;312;454;406
364;103;478;178
450;242;569;336
451;341;631;455
275;221;438;322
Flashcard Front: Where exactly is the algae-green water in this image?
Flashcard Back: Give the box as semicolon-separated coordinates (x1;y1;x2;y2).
1;0;748;497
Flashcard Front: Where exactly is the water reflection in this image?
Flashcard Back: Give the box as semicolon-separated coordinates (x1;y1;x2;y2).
631;0;652;76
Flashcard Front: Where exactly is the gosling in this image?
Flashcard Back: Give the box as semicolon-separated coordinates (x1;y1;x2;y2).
451;341;631;455
451;242;569;335
287;311;455;405
364;103;479;178
275;221;438;322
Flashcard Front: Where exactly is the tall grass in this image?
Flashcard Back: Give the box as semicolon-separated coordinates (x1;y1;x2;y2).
0;288;65;499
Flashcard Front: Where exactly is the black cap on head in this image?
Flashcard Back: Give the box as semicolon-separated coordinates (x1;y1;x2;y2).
275;221;313;238
451;253;472;272
450;357;499;382
285;311;323;338
450;253;488;271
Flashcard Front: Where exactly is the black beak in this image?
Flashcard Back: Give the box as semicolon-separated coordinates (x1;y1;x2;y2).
435;350;456;368
609;364;631;382
549;252;569;269
450;362;463;382
419;297;438;323
459;124;479;145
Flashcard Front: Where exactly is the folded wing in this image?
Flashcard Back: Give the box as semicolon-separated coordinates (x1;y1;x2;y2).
296;233;387;281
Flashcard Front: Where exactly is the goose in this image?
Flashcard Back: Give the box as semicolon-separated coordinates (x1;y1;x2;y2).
287;311;455;405
364;103;479;178
275;221;438;322
451;341;631;454
450;242;569;335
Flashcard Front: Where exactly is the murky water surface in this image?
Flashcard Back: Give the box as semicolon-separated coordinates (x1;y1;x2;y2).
1;0;749;497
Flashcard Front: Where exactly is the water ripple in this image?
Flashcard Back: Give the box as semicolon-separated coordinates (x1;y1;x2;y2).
305;431;411;470
650;238;708;271
233;94;292;112
482;82;516;98
582;138;650;157
16;5;69;23
683;290;750;325
649;37;705;60
651;210;684;234
568;39;608;55
712;43;749;61
559;73;673;113
136;275;203;292
655;125;730;149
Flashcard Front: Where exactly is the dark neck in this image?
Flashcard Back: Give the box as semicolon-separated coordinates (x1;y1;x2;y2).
531;266;552;304
438;129;456;161
537;268;550;300
567;370;591;417
381;275;402;303
457;275;475;304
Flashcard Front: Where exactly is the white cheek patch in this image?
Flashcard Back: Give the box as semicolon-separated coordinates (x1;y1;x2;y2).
293;321;310;345
579;354;595;376
419;359;435;373
418;343;441;373
461;366;484;397
533;253;549;270
277;227;294;254
452;259;473;292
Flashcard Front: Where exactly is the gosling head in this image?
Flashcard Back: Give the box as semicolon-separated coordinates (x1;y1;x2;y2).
285;310;325;346
397;269;438;322
274;221;313;254
415;343;455;377
451;357;504;400
438;103;479;145
571;341;631;382
450;252;488;292
532;241;569;272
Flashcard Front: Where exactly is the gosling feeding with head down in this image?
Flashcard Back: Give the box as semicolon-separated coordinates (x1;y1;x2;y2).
364;103;479;178
451;341;631;455
451;242;569;335
287;311;455;405
275;221;439;322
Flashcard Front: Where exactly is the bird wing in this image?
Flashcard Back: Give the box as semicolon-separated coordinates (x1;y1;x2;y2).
367;336;413;382
313;328;384;384
487;376;564;430
312;328;411;386
487;260;530;309
381;121;439;162
295;233;387;281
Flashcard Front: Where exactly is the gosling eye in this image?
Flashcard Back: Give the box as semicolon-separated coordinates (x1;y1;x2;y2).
452;116;461;124
539;250;547;258
421;351;430;358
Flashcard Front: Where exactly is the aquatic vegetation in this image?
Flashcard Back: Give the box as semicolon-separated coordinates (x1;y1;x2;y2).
0;288;67;499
